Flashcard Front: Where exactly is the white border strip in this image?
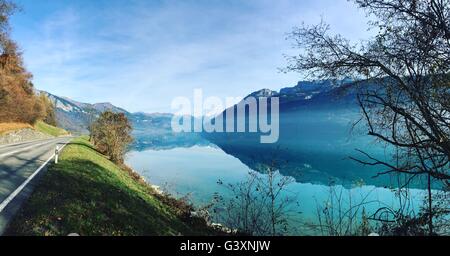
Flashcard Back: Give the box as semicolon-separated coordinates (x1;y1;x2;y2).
0;141;69;213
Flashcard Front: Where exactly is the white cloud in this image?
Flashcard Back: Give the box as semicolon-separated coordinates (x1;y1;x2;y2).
13;0;371;113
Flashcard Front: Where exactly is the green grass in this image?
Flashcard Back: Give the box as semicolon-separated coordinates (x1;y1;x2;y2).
6;137;214;236
34;121;68;137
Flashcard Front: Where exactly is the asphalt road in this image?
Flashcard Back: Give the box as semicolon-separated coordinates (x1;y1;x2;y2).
0;137;72;235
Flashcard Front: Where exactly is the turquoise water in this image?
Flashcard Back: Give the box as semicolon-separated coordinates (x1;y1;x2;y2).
126;107;434;234
126;145;427;234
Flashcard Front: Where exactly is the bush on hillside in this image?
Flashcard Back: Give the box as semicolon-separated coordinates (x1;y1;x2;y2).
90;111;133;164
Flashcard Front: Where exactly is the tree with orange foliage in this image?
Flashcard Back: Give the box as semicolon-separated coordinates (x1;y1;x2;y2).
0;0;45;124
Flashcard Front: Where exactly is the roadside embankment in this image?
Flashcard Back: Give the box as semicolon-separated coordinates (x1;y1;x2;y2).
5;137;217;236
0;127;51;145
0;121;68;145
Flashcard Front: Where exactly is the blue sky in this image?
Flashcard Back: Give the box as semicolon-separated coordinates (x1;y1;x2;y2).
10;0;371;113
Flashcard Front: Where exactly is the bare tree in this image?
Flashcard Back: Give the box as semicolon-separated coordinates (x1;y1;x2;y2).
307;181;380;236
213;165;298;236
285;0;450;235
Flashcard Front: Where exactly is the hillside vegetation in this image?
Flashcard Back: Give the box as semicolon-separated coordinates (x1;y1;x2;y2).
0;1;54;125
0;121;67;139
6;137;215;236
34;121;68;137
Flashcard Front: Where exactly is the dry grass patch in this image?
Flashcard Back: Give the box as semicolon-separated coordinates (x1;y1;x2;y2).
0;122;32;135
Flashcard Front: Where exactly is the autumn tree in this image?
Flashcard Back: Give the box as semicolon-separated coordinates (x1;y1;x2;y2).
285;0;450;235
39;93;57;126
90;111;133;164
0;0;44;124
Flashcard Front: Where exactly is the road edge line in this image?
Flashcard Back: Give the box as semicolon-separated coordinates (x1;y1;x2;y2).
0;139;59;158
0;140;70;213
0;138;51;149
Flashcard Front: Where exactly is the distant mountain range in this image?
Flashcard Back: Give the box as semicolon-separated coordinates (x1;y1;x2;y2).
37;79;399;186
246;78;358;111
38;78;361;150
37;90;128;133
203;79;385;187
38;80;423;187
39;78;358;133
37;90;207;151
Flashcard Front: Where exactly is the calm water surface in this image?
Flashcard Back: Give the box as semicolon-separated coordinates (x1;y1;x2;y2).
126;145;427;231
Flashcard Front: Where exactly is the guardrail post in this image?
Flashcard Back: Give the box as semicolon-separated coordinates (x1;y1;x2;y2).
55;146;60;164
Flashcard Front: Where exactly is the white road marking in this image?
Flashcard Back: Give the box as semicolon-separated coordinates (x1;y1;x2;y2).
0;138;50;150
0;139;58;158
0;141;69;213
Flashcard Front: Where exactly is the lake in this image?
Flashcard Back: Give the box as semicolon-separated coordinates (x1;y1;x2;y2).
126;106;435;235
126;143;427;235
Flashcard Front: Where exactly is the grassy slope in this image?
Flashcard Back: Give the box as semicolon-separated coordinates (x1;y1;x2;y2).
6;137;212;236
34;121;68;137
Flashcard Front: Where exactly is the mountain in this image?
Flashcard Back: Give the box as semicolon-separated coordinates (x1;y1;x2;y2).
38;78;358;137
254;78;357;110
201;79;398;187
205;78;431;189
39;91;170;134
39;78;359;135
131;112;209;151
38;91;207;150
37;91;128;134
38;80;401;186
